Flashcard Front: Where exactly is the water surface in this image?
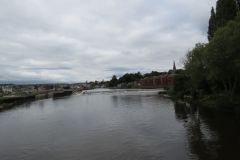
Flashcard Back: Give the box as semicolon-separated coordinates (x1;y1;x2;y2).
0;89;239;160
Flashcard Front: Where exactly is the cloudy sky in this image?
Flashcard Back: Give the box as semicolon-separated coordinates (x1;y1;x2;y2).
0;0;217;83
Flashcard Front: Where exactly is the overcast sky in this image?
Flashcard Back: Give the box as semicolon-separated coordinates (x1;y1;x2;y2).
0;0;217;83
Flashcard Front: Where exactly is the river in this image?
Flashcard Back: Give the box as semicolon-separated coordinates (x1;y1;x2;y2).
0;89;239;160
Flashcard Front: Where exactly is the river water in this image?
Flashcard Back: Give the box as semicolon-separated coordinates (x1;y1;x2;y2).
0;89;239;160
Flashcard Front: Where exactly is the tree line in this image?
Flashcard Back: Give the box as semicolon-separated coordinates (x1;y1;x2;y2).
173;0;240;107
108;70;177;88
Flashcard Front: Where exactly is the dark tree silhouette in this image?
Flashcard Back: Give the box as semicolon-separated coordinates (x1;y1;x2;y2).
208;7;216;41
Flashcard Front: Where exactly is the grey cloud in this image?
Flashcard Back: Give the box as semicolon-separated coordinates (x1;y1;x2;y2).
0;0;217;82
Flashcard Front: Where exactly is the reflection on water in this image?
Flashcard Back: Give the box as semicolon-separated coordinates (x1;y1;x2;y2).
0;89;239;160
174;102;240;160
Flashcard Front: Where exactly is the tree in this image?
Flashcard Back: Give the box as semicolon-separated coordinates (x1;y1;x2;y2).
172;72;191;98
109;75;118;87
118;72;143;84
206;15;240;98
143;71;166;78
184;43;210;96
208;0;239;40
215;0;238;29
208;7;217;41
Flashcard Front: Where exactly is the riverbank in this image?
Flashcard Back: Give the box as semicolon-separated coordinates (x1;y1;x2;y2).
158;87;240;120
0;90;76;112
169;93;240;124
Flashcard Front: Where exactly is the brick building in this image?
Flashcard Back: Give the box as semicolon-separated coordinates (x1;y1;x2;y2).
140;62;176;88
140;74;175;88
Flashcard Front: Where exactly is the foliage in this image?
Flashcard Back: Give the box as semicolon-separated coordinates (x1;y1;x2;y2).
171;71;191;98
109;75;118;87
174;0;240;102
179;15;240;100
143;71;167;77
208;7;217;41
118;72;143;84
206;16;240;97
208;0;239;41
184;43;213;95
108;71;170;88
215;0;238;28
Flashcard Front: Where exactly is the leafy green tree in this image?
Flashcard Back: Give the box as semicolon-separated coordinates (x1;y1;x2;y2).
208;0;239;41
172;71;191;98
208;7;217;41
215;0;238;29
109;75;118;87
184;43;210;96
206;15;240;98
143;71;167;78
174;0;240;104
118;72;143;84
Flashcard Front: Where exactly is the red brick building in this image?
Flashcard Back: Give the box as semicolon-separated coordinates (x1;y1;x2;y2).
140;62;176;88
140;74;175;88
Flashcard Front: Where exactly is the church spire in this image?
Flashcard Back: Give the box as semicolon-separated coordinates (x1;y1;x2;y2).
173;61;176;74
